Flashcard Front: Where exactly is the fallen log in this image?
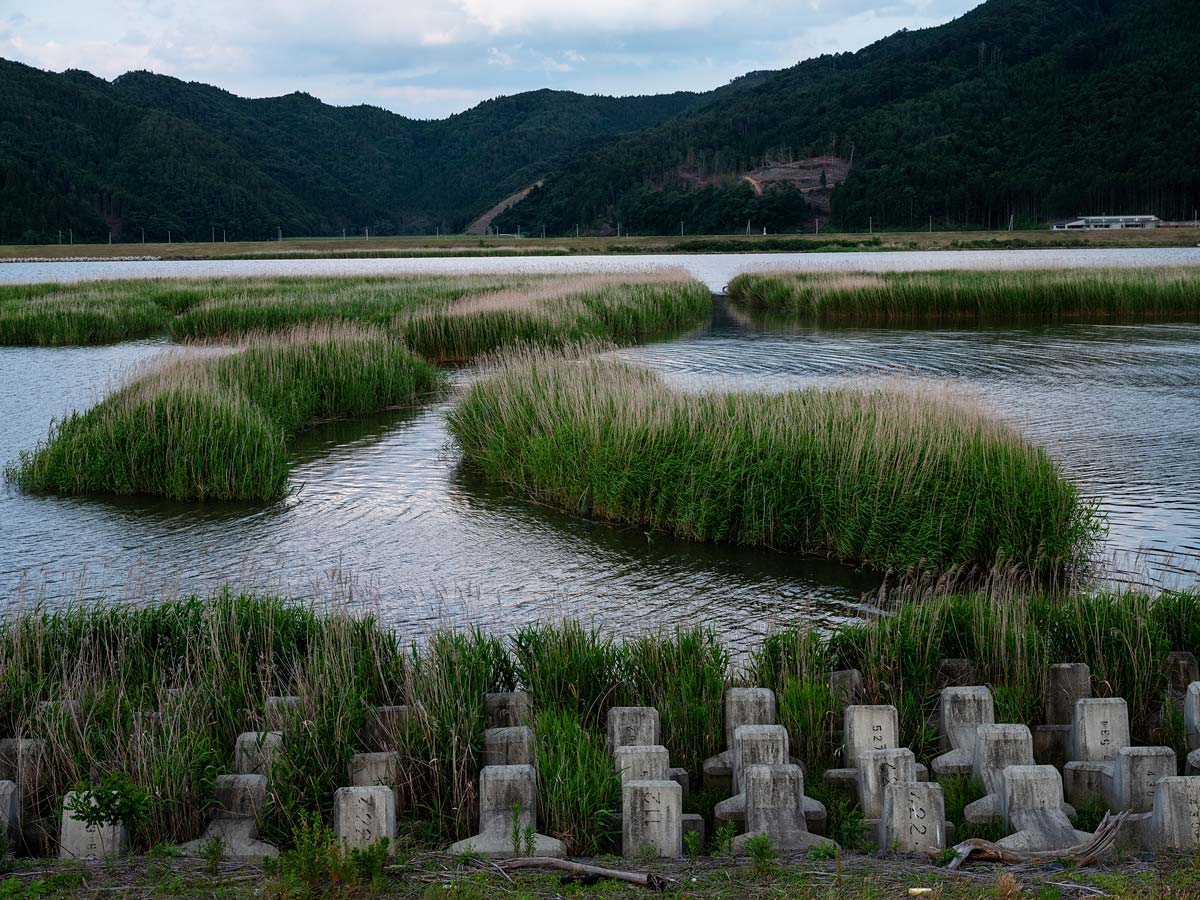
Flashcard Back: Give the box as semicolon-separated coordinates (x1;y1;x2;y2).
944;811;1129;870
483;856;674;891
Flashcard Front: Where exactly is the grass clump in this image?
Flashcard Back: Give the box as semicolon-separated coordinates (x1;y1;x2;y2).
727;267;1200;323
5;324;444;501
447;352;1099;576
395;272;712;364
532;709;620;855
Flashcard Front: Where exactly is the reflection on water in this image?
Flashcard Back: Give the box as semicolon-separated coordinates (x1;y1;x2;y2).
2;287;1199;643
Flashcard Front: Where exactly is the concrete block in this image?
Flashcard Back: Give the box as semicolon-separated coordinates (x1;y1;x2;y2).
1063;760;1110;807
350;752;403;816
702;751;732;795
830;670;864;707
234;732;283;779
667;767;689;799
607;707;660;754
1111;746;1176;813
1185;683;1200;752
1033;724;1072;769
369;705;412;750
880;781;945;853
486;692;532;728
622;779;682;858
681;813;704;846
59;792;128;859
735;764;833;853
858;748;917;819
615;745;669;785
732;725;788;794
1149;776;1200;849
932;687;994;777
333;786;396;849
844;705;898;768
936;659;975;688
1071;697;1129;763
997;765;1089;852
179;817;278;859
0;780;17;847
1188;748;1200;777
723;688;776;748
214;774;268;819
484;726;535;767
1048;664;1091;726
449;764;565;857
963;725;1035;824
1167;653;1199;698
264;695;302;731
0;738;45;784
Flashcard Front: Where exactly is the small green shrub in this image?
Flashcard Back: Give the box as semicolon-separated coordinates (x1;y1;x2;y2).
743;832;779;876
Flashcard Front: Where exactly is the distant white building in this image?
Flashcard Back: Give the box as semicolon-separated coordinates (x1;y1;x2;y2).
1052;215;1161;231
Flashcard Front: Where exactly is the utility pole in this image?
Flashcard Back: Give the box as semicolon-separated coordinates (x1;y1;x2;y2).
815;218;820;235
108;231;112;244
746;220;751;236
223;228;226;242
869;216;873;234
141;227;145;244
58;229;62;244
69;228;73;244
277;226;282;241
929;216;933;233
680;220;684;237
617;222;621;238
576;224;579;238
167;230;171;244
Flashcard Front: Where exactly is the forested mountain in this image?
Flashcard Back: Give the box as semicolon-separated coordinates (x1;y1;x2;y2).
3;0;1198;242
0;61;765;243
498;0;1200;235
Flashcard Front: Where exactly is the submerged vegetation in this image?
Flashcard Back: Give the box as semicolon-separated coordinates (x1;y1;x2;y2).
5;324;443;501
726;268;1200;323
448;352;1099;576
0;587;1195;857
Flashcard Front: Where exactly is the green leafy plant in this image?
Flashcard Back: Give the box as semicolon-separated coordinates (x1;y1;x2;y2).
66;772;151;833
511;803;523;856
714;821;737;858
743;832;779;877
807;843;838;861
683;829;702;863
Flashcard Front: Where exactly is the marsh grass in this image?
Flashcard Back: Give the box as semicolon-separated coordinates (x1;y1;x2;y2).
5;324;445;501
395;272;712;363
726;268;1200;323
0;273;711;354
1;588;1197;856
447;351;1100;576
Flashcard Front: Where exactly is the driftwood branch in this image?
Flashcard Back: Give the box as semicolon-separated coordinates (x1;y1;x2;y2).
485;856;673;890
945;811;1129;870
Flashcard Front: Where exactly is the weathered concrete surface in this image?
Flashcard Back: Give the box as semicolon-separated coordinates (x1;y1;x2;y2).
486;692;532;729
668;767;689;799
857;748;917;820
607;707;660;754
622;779;682;858
844;705;899;765
59;792;128;859
1184;683;1200;752
1110;746;1176;813
681;812;705;847
703;689;776;795
963;725;1038;825
829;670;864;708
0;780;17;847
0;738;45;785
264;695;302;731
214;774;268;819
1149;776;1200;849
180;817;279;860
333;786;396;848
996;765;1091;852
369;705;412;750
350;752;403;815
1070;698;1130;762
931;686;994;776
484;726;535;767
614;745;669;785
449;764;565;858
880;781;946;853
734;764;833;853
936;659;975;688
1032;724;1072;769
1048;664;1091;726
732;725;789;794
1167;653;1199;698
234;732;283;779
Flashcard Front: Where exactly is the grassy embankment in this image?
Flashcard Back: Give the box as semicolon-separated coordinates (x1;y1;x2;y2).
727;268;1200;322
0;589;1196;867
4;325;443;502
448;353;1099;577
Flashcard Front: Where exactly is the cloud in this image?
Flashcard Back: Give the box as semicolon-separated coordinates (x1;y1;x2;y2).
1;0;984;117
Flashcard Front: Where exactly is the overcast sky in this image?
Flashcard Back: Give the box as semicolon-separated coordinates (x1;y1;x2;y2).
1;1;981;119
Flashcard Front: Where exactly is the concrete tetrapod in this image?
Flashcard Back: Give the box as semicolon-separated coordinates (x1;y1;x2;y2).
449;765;565;858
1034;663;1091;768
734;764;834;854
179;774;278;859
623;780;682;858
931;686;994;778
607;707;660;755
702;688;776;795
1063;698;1130;806
715;725;826;835
996;765;1093;853
880;782;947;853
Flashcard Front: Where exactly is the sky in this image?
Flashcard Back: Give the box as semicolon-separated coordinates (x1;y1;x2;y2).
0;0;982;120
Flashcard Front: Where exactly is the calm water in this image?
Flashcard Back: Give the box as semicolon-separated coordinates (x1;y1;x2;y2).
4;246;1200;292
2;252;1199;644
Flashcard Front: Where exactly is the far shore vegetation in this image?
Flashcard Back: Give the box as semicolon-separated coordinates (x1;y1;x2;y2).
448;351;1100;577
727;267;1200;323
5;325;444;501
0;586;1195;877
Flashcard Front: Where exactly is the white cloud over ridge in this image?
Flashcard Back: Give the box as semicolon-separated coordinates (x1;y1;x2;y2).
0;0;982;117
